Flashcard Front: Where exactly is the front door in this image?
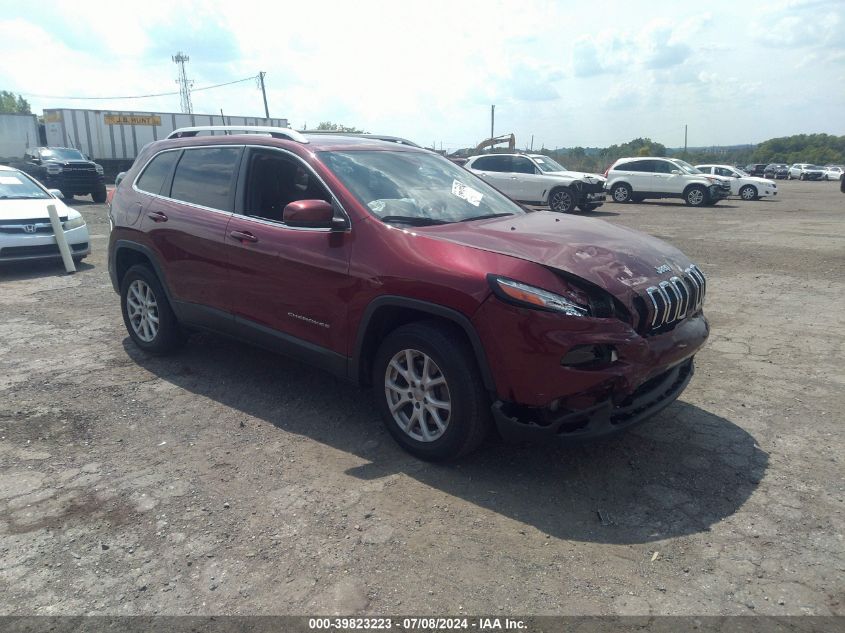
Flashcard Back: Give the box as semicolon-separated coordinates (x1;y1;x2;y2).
224;147;353;357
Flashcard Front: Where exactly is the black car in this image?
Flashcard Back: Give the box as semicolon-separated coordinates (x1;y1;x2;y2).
764;163;789;179
14;147;107;202
745;163;768;177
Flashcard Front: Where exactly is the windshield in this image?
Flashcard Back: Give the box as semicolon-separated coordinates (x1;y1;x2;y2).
0;170;51;199
319;150;524;225
40;148;86;161
670;159;702;175
532;156;568;173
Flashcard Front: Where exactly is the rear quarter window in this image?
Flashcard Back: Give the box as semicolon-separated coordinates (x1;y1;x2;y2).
135;150;180;195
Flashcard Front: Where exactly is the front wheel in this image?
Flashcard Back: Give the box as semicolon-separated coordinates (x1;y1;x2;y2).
548;188;575;213
684;185;708;207
739;184;758;201
373;321;490;461
610;183;633;203
120;264;186;354
91;186;107;203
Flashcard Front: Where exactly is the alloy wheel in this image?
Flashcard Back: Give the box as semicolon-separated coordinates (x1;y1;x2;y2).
126;279;160;342
384;348;451;442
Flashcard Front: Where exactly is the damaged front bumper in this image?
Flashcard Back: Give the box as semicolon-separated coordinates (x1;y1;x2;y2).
492;358;694;442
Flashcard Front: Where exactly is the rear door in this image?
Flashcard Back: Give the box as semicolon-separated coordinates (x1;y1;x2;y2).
467;155;515;197
223;147;353;358
140;145;242;315
618;159;654;192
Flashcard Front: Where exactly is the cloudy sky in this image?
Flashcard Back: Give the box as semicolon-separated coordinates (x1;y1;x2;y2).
1;0;843;151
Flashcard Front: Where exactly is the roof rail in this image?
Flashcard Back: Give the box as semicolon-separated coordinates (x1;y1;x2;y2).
167;126;309;143
299;131;420;148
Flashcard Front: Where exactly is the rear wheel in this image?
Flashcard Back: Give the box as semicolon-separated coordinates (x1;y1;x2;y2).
684;185;707;207
610;183;633;203
549;187;575;213
739;184;758;201
120;264;186;354
373;321;490;461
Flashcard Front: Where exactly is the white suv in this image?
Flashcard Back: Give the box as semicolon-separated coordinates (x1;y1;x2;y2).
695;164;777;200
605;157;731;207
463;153;606;213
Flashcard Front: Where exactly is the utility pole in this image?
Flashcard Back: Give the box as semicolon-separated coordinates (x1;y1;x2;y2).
172;52;193;114
684;124;688;155
490;105;495;142
258;71;270;119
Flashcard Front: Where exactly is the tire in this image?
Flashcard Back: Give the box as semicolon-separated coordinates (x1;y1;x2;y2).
578;204;599;212
684;185;708;207
548;187;576;213
739;184;758;201
799;173;805;181
61;191;74;200
91;186;107;203
372;321;490;461
610;183;633;203
120;264;186;355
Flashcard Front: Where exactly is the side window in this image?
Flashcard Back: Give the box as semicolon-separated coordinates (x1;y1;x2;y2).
511;157;536;174
471;156;494;170
715;167;732;177
169;147;242;211
135;151;180;195
243;149;331;223
623;160;653;172
652;161;673;174
480;155;512;172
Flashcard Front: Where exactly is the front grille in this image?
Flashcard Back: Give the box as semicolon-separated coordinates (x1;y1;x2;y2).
0;217;68;234
573;180;605;194
642;265;706;333
0;242;88;257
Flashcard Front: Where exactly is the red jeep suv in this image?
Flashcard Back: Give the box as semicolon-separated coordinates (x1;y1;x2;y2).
108;126;709;460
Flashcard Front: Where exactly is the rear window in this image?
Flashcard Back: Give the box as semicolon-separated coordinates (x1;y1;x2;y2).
169;147;242;211
618;160;652;172
136;151;179;195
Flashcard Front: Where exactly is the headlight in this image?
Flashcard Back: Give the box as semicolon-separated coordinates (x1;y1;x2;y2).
489;275;589;317
63;215;86;230
46;164;63;174
95;164;104;175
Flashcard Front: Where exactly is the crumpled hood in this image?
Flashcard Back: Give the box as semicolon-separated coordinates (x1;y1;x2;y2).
548;170;606;184
428;211;693;298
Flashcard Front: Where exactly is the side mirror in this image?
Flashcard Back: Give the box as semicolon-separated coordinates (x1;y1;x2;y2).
671;169;681;175
48;189;64;199
283;199;345;230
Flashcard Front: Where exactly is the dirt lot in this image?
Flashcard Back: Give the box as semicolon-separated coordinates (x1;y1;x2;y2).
1;180;843;616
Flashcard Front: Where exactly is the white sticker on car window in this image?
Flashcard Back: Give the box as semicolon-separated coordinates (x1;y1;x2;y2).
0;176;24;184
451;180;483;207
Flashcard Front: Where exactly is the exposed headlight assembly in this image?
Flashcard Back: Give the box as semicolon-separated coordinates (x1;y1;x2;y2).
63;215;86;230
95;164;104;175
489;275;589;317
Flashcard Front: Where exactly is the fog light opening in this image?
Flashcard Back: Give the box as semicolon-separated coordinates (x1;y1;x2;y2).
561;345;618;367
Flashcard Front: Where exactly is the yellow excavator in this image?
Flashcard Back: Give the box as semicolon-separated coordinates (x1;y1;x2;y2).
475;133;515;153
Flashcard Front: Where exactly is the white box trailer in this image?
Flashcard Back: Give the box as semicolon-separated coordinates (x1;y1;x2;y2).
43;108;289;161
0;113;39;161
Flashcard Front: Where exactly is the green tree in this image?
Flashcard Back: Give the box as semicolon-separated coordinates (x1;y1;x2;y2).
315;121;366;133
0;91;31;114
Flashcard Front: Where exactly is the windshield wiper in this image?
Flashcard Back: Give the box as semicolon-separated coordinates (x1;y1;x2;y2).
379;215;451;226
459;213;515;222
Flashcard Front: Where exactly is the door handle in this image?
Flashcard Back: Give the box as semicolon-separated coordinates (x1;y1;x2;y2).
230;230;258;243
147;210;168;222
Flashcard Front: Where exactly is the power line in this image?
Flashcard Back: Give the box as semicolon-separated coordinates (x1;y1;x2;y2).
18;75;258;101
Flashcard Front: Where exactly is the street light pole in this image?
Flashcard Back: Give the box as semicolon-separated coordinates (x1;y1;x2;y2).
259;72;270;119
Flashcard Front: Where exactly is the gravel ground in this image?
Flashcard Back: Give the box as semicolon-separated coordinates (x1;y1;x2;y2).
0;179;843;616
